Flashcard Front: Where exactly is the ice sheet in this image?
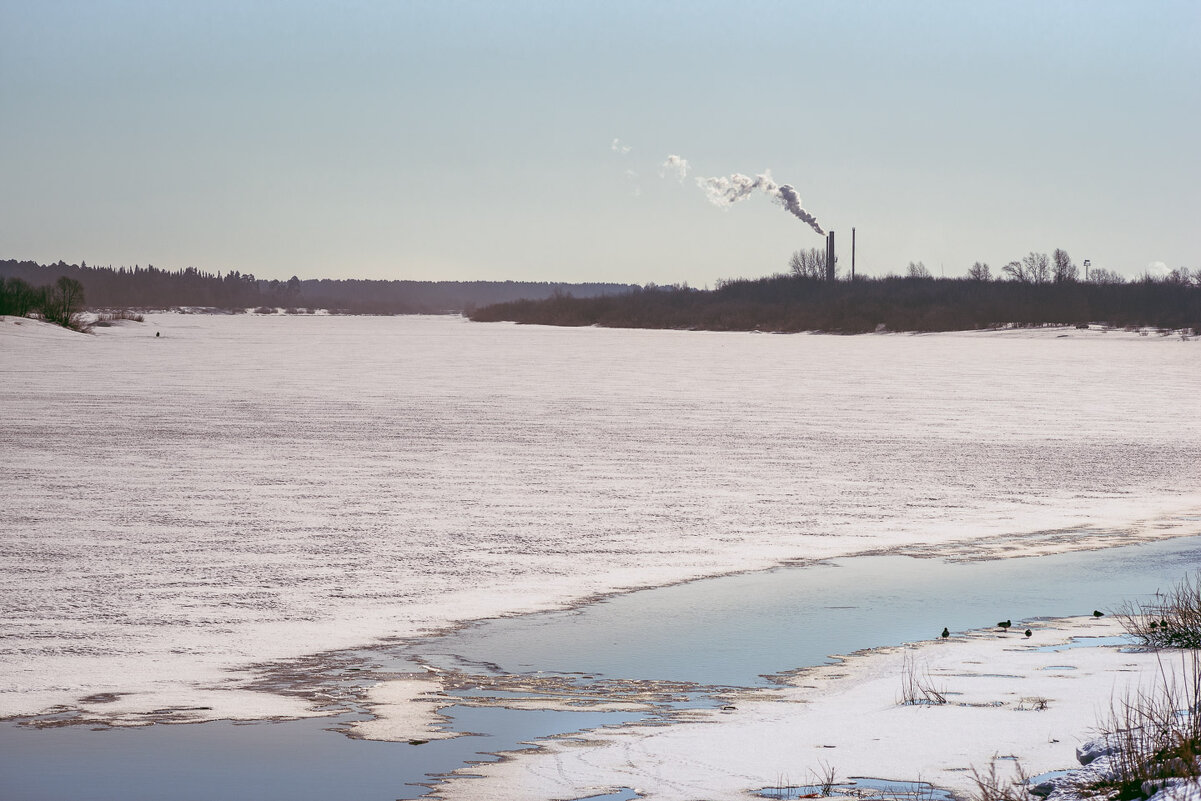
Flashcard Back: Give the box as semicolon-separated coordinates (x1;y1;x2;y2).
1;314;1198;721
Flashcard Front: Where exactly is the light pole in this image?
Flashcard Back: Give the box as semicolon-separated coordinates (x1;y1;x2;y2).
1083;259;1091;282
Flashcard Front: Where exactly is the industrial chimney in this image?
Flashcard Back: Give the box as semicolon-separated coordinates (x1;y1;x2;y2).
825;230;836;282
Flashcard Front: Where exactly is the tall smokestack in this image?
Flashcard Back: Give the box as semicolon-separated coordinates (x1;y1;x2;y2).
826;230;836;282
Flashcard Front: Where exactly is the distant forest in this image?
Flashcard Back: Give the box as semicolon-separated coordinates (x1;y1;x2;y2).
0;259;636;314
469;272;1201;334
5;256;1198;334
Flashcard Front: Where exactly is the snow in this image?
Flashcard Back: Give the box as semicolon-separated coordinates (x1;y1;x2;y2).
1154;781;1201;801
346;676;460;742
1;313;1199;727
427;616;1188;801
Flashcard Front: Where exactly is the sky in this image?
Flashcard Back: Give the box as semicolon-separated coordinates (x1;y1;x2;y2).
1;0;1198;285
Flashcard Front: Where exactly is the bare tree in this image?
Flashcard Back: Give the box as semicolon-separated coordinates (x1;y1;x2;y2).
1001;260;1028;282
1022;251;1051;284
1088;267;1126;284
789;248;833;279
906;261;931;278
1165;267;1195;285
0;276;38;317
967;262;991;281
41;276;87;330
1052;249;1078;283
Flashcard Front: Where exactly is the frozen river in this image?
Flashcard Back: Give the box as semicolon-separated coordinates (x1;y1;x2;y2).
1;313;1199;723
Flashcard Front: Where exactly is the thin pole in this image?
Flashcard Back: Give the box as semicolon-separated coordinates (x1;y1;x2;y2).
852;227;856;280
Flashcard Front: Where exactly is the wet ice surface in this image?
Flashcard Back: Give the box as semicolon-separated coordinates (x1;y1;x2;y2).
1;314;1200;721
413;536;1200;686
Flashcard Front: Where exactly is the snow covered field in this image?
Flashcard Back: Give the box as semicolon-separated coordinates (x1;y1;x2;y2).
1;313;1199;726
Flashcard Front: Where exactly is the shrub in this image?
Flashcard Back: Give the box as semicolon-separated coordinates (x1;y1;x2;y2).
40;277;88;331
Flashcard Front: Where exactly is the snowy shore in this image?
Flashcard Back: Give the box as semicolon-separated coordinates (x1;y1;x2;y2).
423;616;1184;801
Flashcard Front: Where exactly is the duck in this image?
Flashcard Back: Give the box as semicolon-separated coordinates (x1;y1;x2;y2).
1024;629;1032;638
998;619;1012;631
1093;610;1104;617
941;627;950;639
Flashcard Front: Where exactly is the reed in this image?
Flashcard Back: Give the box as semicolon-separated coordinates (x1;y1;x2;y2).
1116;573;1201;649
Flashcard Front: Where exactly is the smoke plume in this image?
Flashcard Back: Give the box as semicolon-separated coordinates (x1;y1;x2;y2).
774;183;824;236
694;167;824;236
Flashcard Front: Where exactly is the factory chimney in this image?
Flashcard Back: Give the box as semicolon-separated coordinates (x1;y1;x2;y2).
825;230;836;282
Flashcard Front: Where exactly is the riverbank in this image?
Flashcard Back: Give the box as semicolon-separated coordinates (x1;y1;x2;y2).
427;615;1178;801
6;533;1201;800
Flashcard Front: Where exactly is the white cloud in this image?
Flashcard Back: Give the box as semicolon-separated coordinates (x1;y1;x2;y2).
659;154;690;181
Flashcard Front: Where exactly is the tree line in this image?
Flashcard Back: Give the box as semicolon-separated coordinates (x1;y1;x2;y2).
790;246;1187;286
1;274;88;330
0;259;637;314
7;253;1196;334
469;266;1200;334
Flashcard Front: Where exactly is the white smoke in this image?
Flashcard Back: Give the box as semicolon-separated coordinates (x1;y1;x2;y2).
611;138;632;155
696;170;774;205
659;154;691;181
774;183;825;236
694;167;824;236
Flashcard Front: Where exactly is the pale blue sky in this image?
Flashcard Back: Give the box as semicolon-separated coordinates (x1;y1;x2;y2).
2;1;1197;283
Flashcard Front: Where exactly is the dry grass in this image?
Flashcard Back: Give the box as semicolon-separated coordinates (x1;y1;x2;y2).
969;759;1034;801
813;760;838;796
1116;573;1201;649
764;762;838;799
899;655;947;706
1095;650;1201;800
93;310;144;326
969;654;1201;801
967;580;1201;801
